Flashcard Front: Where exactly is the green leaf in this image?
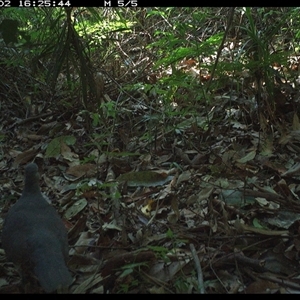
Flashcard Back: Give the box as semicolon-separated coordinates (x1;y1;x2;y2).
45;137;61;158
45;136;76;158
236;150;256;164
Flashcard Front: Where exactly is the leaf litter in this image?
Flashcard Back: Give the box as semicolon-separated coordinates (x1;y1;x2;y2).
3;106;300;293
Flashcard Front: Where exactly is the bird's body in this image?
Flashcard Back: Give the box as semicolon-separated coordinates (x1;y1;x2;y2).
2;163;72;293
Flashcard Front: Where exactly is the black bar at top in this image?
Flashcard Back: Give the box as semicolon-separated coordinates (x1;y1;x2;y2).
2;0;204;7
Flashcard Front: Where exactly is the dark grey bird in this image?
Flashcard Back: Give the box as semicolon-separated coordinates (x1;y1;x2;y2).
2;163;72;293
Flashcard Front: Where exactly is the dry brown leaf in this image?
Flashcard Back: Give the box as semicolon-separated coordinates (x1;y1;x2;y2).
73;231;94;255
72;274;103;294
12;148;39;167
245;280;279;294
27;134;43;141
66;164;97;178
61;142;78;162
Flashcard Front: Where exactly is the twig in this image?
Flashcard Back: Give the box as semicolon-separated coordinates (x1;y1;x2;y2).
189;243;205;294
206;7;235;93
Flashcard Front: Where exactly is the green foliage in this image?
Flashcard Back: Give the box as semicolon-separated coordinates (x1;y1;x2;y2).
152;33;223;69
174;276;192;293
45;135;76;158
0;134;5;142
2;7;300;137
167;228;188;250
0;8;126;111
119;262;148;277
147;245;170;262
90;112;101;127
118;279;139;293
238;7;293;94
0;19;19;44
116;261;148;293
100;101;117;119
0;8;295;107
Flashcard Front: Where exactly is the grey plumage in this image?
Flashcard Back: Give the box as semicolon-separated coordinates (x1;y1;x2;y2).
2;163;72;293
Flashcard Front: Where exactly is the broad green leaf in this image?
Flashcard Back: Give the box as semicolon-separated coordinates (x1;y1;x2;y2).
45;136;76;158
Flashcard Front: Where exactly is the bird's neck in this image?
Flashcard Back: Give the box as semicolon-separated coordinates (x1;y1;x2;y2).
22;178;41;196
